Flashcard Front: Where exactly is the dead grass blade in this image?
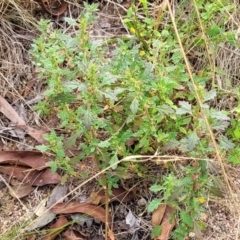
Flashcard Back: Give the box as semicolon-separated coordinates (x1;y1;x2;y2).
154;0;168;30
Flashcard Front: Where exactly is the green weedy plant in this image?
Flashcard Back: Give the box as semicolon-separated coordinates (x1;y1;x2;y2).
30;1;238;239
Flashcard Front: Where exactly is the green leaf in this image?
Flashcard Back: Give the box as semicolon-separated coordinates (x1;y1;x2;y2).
157;104;175;115
139;0;148;10
150;184;164;192
211;120;229;131
193;221;205;239
228;148;240;164
65;37;79;49
130;98;139;114
234;128;240;139
180;211;193;227
187;132;199;151
53;93;76;104
58;110;69;128
119;130;133;142
178;138;189;152
100;72;120;85
82;109;93;129
101;88;124;101
64;17;77;26
209;110;230;121
163;139;179;151
228;154;240;165
219;136;235;150
176;101;192;115
64;131;82;150
148;199;162;212
234;105;240;113
151;225;162;238
36;145;50;152
207;24;223;37
63;80;87;91
110;154;119;169
98;140;111;148
49;161;58;173
203;89;216;102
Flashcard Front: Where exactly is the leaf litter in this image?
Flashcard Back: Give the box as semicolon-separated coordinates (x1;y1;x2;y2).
50;202;112;225
0;95;47;144
151;205;176;240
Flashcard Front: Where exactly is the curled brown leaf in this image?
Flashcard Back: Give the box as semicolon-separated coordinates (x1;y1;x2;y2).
0;151;47;170
0;166;61;186
50;202;112;225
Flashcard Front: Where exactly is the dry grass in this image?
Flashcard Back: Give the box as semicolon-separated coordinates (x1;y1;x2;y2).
0;0;38;99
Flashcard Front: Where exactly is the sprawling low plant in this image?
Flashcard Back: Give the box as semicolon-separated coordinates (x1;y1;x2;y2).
30;1;238;239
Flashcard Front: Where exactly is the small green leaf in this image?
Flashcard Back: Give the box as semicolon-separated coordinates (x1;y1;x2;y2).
187;132;199;151
176;101;192;115
211;120;229;131
234;129;240;139
157;104;175;115
64;131;82;150
207;24;222;37
151;225;162;238
209;110;230;121
193;221;205;239
98;140;111;148
53;93;76;104
178;138;189;152
139;0;147;10
83;109;93;129
180;211;193;227
148;199;162;212
36;145;50;152
150;184;164;192
49;161;58;173
203;89;216;102
163;139;179;151
219;136;235;150
64;17;77;26
228;148;240;165
101;88;124;101
110;154;118;169
228;154;240;165
63;81;87;91
130;98;139;114
66;164;74;175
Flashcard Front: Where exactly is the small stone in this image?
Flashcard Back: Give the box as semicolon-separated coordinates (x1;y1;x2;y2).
189;232;195;238
137;198;147;207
